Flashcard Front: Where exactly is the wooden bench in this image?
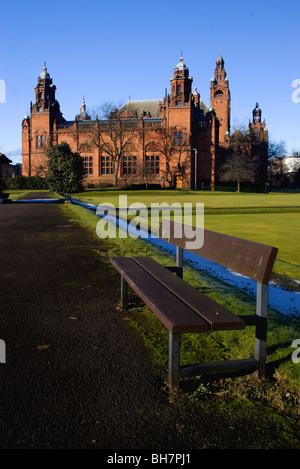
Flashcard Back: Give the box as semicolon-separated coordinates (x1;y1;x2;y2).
110;220;278;391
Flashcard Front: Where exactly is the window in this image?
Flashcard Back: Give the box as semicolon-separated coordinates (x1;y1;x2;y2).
39;107;43;112
84;156;93;175
123;155;137;174
36;134;45;148
174;131;183;145
101;156;113;174
177;84;182;93
176;100;182;106
39;92;43;100
145;155;160;174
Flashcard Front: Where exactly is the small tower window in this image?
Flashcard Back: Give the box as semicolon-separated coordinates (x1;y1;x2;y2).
36;135;45;148
39;92;43;100
174;131;183;145
177;84;182;93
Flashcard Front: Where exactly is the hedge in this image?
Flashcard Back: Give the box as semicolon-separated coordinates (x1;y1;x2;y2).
3;176;49;190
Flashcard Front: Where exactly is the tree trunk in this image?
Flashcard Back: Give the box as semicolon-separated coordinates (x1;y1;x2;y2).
113;169;118;188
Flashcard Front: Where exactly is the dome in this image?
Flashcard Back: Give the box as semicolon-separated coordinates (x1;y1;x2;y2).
175;55;187;70
216;53;224;63
40;63;50;80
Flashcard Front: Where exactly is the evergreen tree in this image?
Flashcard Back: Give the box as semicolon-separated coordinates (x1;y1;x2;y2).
47;142;86;193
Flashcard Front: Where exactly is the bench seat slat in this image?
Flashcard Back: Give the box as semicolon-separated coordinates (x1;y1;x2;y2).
110;257;209;334
132;256;245;331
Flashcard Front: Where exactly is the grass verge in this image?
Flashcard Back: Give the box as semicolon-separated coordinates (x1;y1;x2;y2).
62;202;300;425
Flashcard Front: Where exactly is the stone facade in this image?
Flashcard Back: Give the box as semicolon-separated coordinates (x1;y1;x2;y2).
22;55;268;189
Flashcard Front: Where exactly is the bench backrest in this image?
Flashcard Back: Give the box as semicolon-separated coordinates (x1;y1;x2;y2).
159;220;278;284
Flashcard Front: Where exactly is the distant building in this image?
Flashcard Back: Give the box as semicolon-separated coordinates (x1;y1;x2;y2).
0;153;12;178
283;152;300;173
0;152;12;196
22;56;268;189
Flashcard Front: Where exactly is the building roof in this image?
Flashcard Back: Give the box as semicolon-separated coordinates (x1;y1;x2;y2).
0;153;12;165
122;100;162;118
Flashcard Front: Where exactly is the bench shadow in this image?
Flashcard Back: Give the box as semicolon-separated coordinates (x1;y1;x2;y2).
177;350;293;394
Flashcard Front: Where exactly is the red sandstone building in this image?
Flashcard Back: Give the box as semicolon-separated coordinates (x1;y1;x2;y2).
22;55;268;189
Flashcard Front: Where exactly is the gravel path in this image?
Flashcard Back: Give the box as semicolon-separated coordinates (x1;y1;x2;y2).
0;197;200;449
0;193;297;451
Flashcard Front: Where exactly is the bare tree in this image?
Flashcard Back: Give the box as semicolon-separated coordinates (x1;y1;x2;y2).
88;102;137;187
220;151;257;192
146;128;190;188
220;125;258;192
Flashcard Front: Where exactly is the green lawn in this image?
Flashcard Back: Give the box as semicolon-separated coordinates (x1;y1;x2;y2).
72;190;300;280
73;189;300;209
62;201;300;410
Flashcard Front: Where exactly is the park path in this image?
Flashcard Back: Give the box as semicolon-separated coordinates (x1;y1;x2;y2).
1;193;297;451
0;194;204;449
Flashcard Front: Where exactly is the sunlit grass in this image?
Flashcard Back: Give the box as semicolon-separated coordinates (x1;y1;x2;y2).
72;189;300;208
71;189;300;280
62;202;300;398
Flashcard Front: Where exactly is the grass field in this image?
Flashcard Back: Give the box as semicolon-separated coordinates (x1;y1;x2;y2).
4;187;300;436
73;189;300;209
72;189;300;281
62;201;300;409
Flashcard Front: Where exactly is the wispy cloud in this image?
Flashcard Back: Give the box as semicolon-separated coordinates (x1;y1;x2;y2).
5;149;22;164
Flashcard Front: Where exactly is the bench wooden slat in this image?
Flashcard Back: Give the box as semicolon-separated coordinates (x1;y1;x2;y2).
132;256;245;331
159;221;278;284
110;257;209;334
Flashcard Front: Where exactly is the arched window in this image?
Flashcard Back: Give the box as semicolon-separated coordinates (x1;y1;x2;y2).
177;84;182;93
174;131;184;145
36;134;45;148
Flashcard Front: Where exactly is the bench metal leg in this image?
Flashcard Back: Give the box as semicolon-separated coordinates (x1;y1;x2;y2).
121;276;128;308
168;332;180;391
255;282;269;379
176;246;183;278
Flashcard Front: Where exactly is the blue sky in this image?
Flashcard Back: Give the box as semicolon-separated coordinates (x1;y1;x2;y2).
0;0;299;164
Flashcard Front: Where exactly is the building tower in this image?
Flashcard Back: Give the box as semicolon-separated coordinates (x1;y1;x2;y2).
22;64;64;176
248;102;269;189
170;55;193;104
210;54;231;145
160;55;194;133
